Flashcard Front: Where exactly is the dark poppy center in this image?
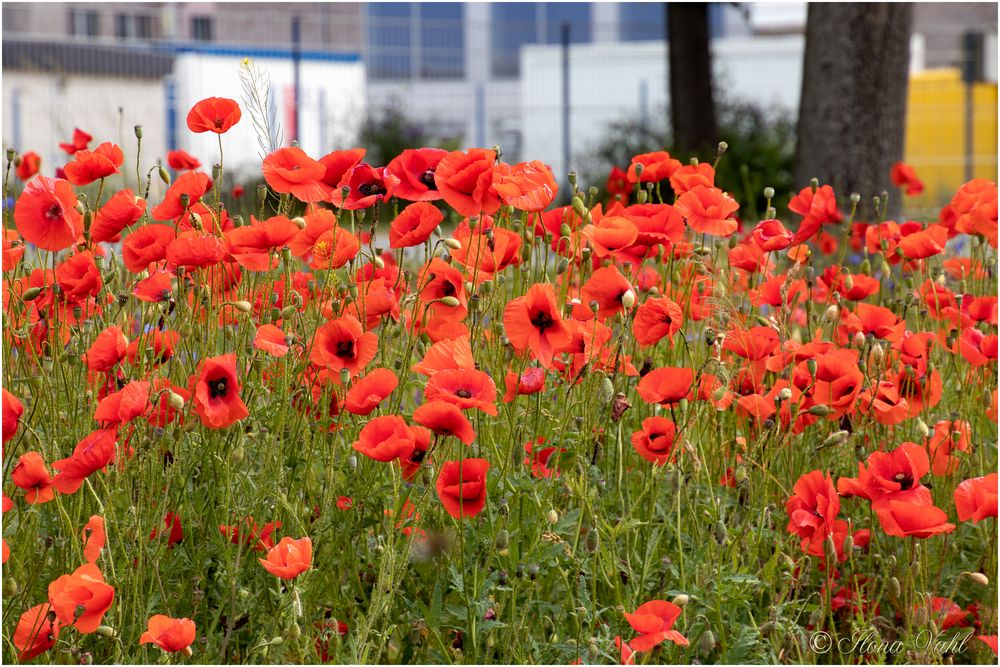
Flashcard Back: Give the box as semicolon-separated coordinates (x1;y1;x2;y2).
649;432;664;440
530;310;555;331
45;203;63;221
455;389;472;399
214;118;224;129
441;282;457;298
420;169;437;190
894;472;913;490
210;378;228;398
410;449;426;464
358;182;386;197
335;340;355;358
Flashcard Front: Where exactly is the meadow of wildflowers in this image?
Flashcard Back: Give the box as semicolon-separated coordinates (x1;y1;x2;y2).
1;91;998;666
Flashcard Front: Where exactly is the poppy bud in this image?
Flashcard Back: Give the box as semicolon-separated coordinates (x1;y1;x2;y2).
716;141;728;156
212;164;222;182
232;300;252;314
21;286;42;302
758;621;775;636
713;520;728;544
555;257;569;275
700;629;716;655
585;527;599;553
777;387;792;402
546;509;559;525
842;534;854;553
763;186;775;200
3;578;17;597
527;563;539;580
825;534;838;562
621;289;636;310
439;296;460;308
571;196;587;217
166;391;186;411
636;189;648;204
821;430;849;447
285;623;301;641
964;571;989;586
96;625;116;638
589;300;600;314
672;594;689;606
443;238;462;250
158;165;171;185
850;192;861;204
888;576;901;601
182;646;194;657
372;255;385;269
231;445;245;464
598;375;615;405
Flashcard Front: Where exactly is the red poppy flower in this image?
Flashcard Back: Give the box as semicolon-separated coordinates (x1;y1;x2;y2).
582;265;635;319
789;184;841;244
857;380;910;425
794;348;863;419
253;324;290;357
186;97;241;133
400;427;432;481
259;536;312;579
412;335;475;377
262;147;331;203
166;232;227;269
436;458;490;519
434;148;501;217
191;354;249;429
723;325;779;361
389;201;444;248
330;163;399;209
59;127;92;155
3;389;24;444
319;148;367;187
624;600;689;651
675;185;739;236
3;228;25;269
150;512;184;546
669;162;714;194
337;496;353;510
167;149;201;171
873;499;955;539
310;314;378;377
492;160;558;212
13;603;61;661
607;166;631;201
626;152;681;184
151;171;213;221
82;515;106;563
622;203;685;248
636;367;693;406
353;415;416;462
785;470;840;544
414;400;476;444
132;269;174;303
121;224;173;273
954;473;998;524
12;451;55;504
503;283;572;368
582;215;639;258
55;251;102;302
51;428;118;494
891;161;924;196
308;225;361;271
837;443;930;503
14;176;83;251
424;368;498;416
503;367;546;402
16;150;41;181
90;189;146;243
344;368;398;415
630;417;677;465
386;147;449;201
416;257;468;320
632;296;683;346
94;381;151;425
750;218;794;251
219;517;281;552
140;615;196;654
64;142;124;186
48;563;115;633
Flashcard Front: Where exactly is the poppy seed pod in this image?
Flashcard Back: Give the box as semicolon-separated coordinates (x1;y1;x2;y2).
134;125;143;140
6;147;15;162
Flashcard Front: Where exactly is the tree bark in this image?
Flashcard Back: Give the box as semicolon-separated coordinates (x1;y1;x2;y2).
794;3;913;219
667;3;717;156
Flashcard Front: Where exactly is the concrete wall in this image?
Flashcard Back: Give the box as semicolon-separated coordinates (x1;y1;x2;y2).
2;70;167;191
168;52;366;178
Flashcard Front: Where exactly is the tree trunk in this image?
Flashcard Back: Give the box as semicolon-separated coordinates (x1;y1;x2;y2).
667;3;717;156
794;3;913;219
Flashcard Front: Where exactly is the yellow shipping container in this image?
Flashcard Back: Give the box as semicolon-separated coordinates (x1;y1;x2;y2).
904;68;998;208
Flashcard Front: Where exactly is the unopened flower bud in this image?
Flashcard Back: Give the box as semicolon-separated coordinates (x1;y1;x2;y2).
964;571;989;586
21;286;42;302
292;216;307;230
672;594;689;607
807;404;834;417
598;375;615;404
158;165;171;185
443;238;462;250
167;392;185;410
585;527;599;553
440;296;461;308
763;186;775;200
621;289;636;310
699;629;716;655
95;625;116;638
546;509;559;525
495;529;509;550
231;300;252;314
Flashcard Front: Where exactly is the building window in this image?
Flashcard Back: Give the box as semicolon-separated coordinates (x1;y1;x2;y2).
115;14;154;41
191;16;213;42
368;3;465;81
619;2;666;42
418;3;464;79
68;9;99;37
491;3;592;78
368;3;412;79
